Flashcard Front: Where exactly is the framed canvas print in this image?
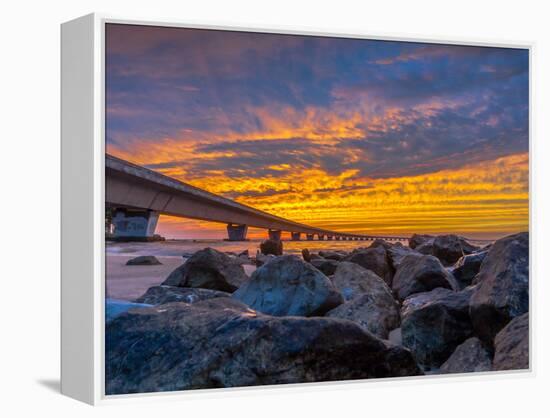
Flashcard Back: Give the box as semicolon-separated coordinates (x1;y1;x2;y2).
61;13;532;405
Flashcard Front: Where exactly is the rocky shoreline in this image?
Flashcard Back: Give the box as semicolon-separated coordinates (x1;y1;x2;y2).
106;232;529;394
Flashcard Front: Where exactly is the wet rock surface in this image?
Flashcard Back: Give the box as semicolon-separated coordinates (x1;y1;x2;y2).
492;312;529;371
232;255;344;316
401;287;475;370
106;298;422;394
439;337;492;374
469;232;529;344
343;246;394;286
162;247;248;292
392;254;458;301
327;262;400;338
135;285;230;305
451;251;488;289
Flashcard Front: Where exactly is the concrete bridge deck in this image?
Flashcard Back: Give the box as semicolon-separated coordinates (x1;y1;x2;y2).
105;154;409;242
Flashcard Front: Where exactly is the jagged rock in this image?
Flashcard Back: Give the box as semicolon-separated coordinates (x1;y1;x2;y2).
301;248;322;262
327;262;399;338
106;298;422;394
260;239;283;256
343;246;394;286
162;247;248;292
310;258;340;276
469;232;529;344
105;299;152;322
432;235;480;266
401;287;474;370
493;312;529;371
409;234;434;250
232;255;343;316
238;249;249;258
387;244;422;270
134;285;230;305
369;239;392;250
125;255;162;266
254;252;275;267
392;255;459;301
439;337;492;374
318;250;345;261
451;251;488;289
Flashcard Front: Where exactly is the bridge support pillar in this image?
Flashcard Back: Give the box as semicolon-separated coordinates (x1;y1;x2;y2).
227;223;248;241
335;236;341;241
327;235;333;240
291;232;301;241
318;234;326;241
268;229;282;241
112;208;159;240
306;234;314;241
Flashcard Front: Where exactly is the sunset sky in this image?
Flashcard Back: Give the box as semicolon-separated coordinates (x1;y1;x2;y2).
106;24;529;240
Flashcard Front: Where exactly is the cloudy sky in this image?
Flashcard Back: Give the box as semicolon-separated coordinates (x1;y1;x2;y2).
106;24;529;239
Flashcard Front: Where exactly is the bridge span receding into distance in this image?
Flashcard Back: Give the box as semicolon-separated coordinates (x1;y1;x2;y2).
105;154;409;242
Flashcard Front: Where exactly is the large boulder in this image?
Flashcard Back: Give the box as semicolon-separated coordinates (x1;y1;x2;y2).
451;251;488;289
369;239;392;250
401;287;474;370
162;247;248;292
409;234;434;250
126;255;162;266
392;255;458;301
232;255;344;316
469;232;529;344
301;248;322;262
255;252;275;267
387;243;422;271
135;285;230;305
106;298;422;394
310;258;340;276
260;239;283;256
343;246;394;286
439;337;492;374
492;312;529;371
432;235;480;266
327;262;400;338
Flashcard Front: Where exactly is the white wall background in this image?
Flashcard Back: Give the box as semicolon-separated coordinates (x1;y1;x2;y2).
1;0;548;415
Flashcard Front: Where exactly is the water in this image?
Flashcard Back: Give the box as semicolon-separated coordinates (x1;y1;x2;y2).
106;239;383;258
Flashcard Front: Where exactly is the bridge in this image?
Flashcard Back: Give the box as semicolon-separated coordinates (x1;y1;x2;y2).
105;154;409;242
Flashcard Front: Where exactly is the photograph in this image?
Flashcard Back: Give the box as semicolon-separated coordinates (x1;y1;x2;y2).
103;23;529;395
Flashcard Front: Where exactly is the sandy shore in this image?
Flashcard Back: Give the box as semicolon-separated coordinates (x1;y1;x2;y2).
106;254;256;301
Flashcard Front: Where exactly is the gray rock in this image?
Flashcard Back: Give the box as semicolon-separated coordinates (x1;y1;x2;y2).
260;239;283;256
326;262;400;338
310;258;340;276
469;232;529;344
105;299;152;322
162;247;248;292
392;255;459;301
401;287;475;370
135;285;230;305
439;337;492;374
343;246;394;286
451;251;488;289
409;234;435;250
126;255;162;266
233;255;344;317
493;312;529;371
387;244;422;270
369;239;392;250
105;298;422;394
254;252;275;267
301;248;322;262
432;235;480;266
